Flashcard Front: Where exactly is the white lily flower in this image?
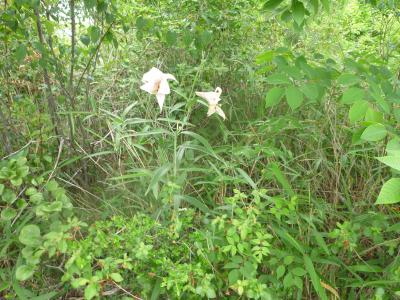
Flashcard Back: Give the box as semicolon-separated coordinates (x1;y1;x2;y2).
195;87;226;120
140;67;177;112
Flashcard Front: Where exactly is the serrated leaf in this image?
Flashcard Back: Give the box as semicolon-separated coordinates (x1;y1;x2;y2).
285;86;304;110
376;178;400;204
266;73;290;85
361;123;387;142
277;265;285;279
265;87;284;108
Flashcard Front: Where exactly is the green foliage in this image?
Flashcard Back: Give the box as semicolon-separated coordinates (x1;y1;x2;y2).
1;0;400;298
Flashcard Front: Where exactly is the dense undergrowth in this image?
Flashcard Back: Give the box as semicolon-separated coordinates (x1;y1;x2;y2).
1;0;400;299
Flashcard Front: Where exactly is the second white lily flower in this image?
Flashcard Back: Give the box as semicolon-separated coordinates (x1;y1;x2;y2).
195;87;226;120
140;67;177;112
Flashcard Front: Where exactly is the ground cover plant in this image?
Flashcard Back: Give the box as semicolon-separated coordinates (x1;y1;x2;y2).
1;0;400;299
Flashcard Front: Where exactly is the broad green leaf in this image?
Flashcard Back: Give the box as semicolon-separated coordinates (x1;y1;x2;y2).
228;269;240;285
285;86;304;111
310;0;319;14
165;30;177;46
2;189;17;204
375;178;400;204
256;50;275;64
348;100;368;123
150;278;162;300
361;124;387;142
265;87;284;107
84;284;98;300
321;0;330;10
80;35;90;46
45;180;59;192
16;264;35;281
377;156;400;171
110;273;123;282
300;83;319;101
263;0;284;10
15;44;27;63
19;225;41;247
277;265;286;279
341;87;364;105
364;108;383;123
266;73;290;85
1;207;16;221
283;273;294;288
291;267;307;276
88;26;101;43
337;73;360;86
386;139;400;156
84;0;96;9
292;0;306;25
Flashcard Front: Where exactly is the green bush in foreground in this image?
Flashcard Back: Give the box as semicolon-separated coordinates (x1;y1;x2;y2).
60;189;399;299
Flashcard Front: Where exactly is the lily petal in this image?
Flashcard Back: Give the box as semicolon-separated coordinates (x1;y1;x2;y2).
163;73;177;81
156;93;166;112
196;91;221;105
207;104;217;117
142;67;164;83
140;82;157;94
158;79;171;95
215;105;226;120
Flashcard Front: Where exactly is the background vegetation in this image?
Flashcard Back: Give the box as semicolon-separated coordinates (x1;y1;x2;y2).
1;0;400;299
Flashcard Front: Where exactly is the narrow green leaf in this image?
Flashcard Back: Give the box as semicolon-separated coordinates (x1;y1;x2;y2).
304;255;328;300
